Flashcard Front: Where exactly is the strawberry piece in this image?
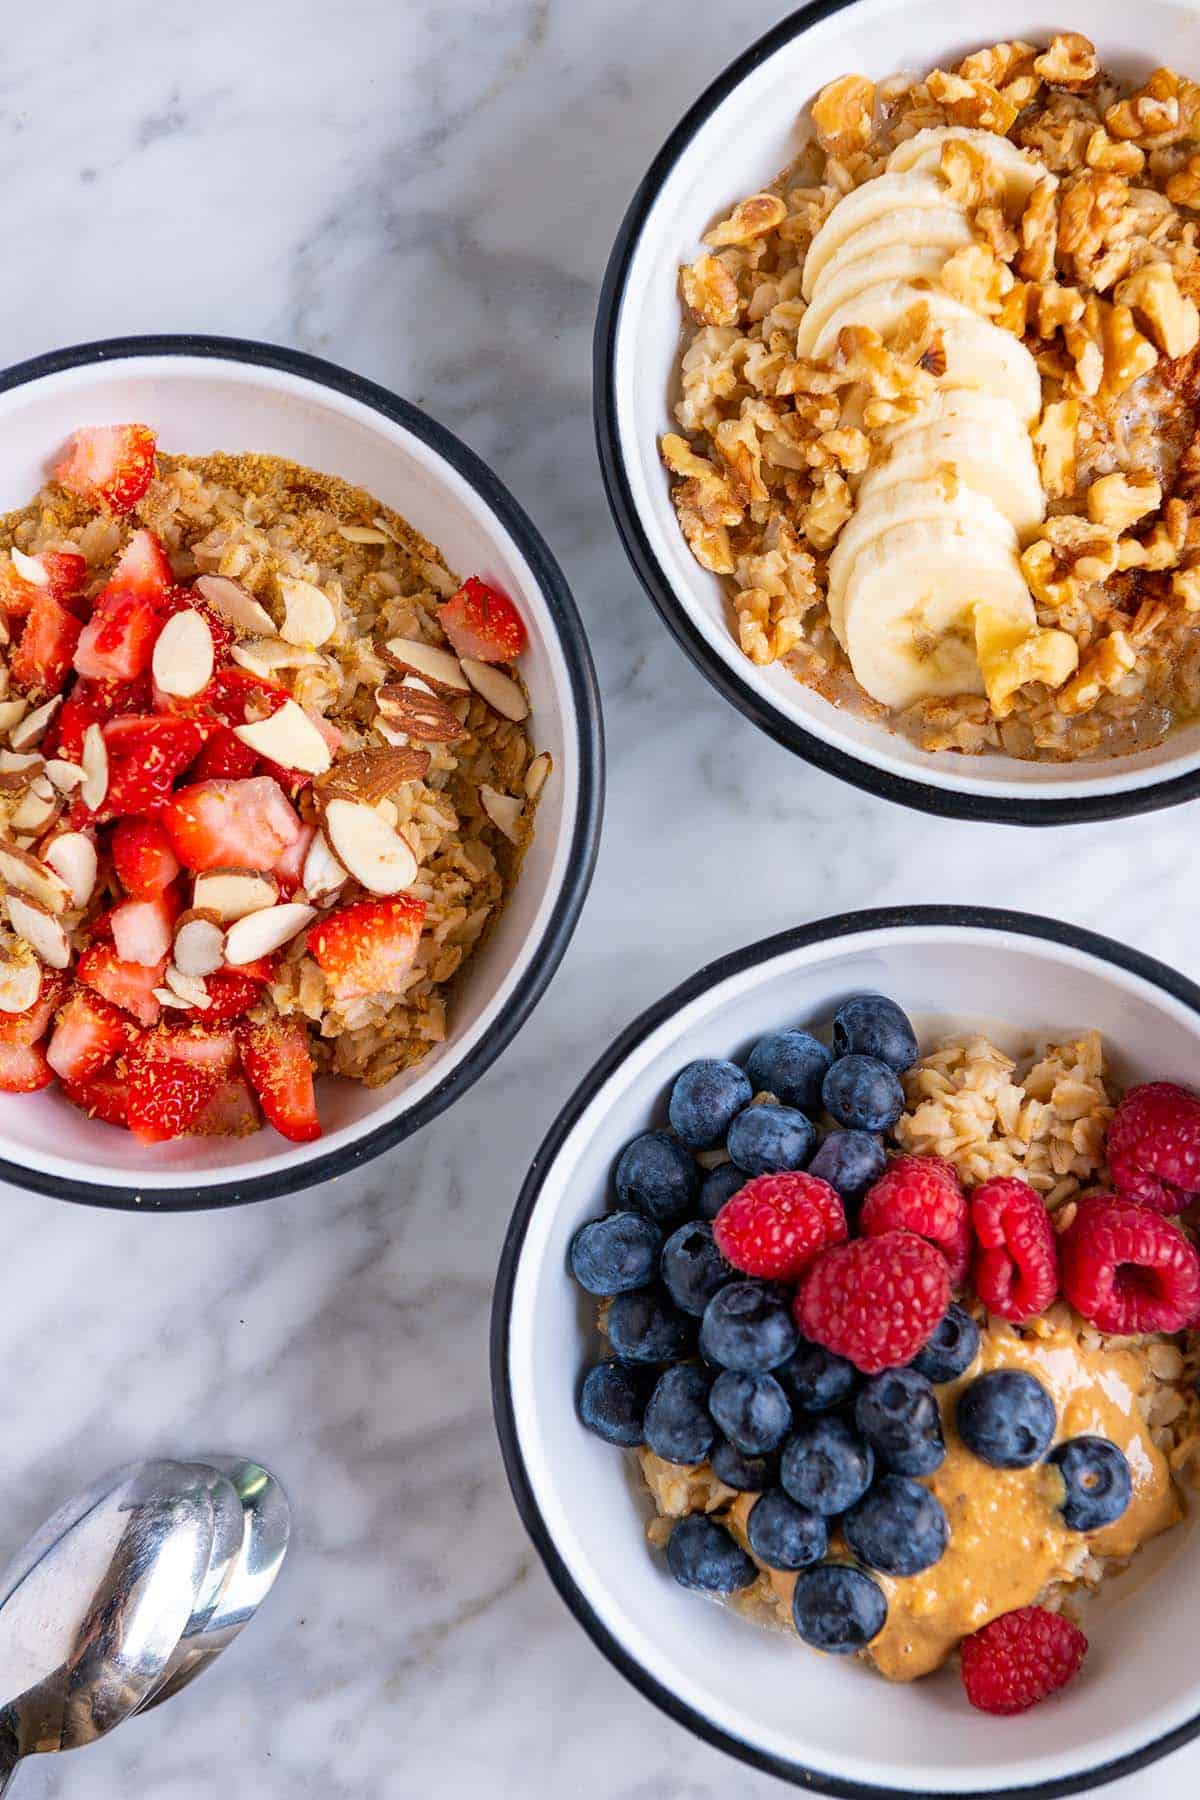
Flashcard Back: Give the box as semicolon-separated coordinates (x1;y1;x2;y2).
142;1024;239;1076
204;667;289;727
200;968;269;1023
111;891;177;967
238;1015;321;1142
439;575;527;663
90;715;205;820
62;1065;129;1126
161;776;302;873
127;1052;221;1143
0;1040;53;1092
310;896;426;1001
49;673;153;762
271;821;315;895
0;971;67;1047
46;989;132;1083
76;944;165;1028
0;550;87;616
73;529;171;681
12;590;83;696
34;551;90;606
54;423;157;515
189;726;259;782
111;817;181;898
233;956;277;985
189;1077;261;1136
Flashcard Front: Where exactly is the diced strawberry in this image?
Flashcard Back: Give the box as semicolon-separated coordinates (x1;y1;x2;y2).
0;561;41;617
204;667;289;728
200;968;269;1023
190;725;259;782
160;586;235;660
0;971;67;1047
1;550;90;614
73;530;172;682
12;590;83;696
271;821;315;895
127;1053;221;1142
439;575;527;663
310;896;426;1002
111;817;180;898
142;1024;239;1076
76;944;165;1027
161;776;302;873
46;989;132;1083
35;551;90;606
89;715;205;820
234;956;277;985
62;1064;129;1126
111;891;177;967
188;1076;261;1136
54;424;157;516
238;1015;320;1143
49;673;153;762
0;1040;53;1092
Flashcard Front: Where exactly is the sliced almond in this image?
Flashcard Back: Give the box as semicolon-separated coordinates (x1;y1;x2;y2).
192;869;278;924
195;573;276;636
43;833;98;909
152;608;214;698
0;699;30;736
30;776;54;801
230;638;329;677
165;965;212;1008
153;987;195;1010
375;683;465;743
8;696;61;753
6;893;70;969
0;750;42;776
301;831;348;904
278;576;337;647
173;911;227;977
224;901;317;965
323;798;418;895
315;745;430;804
80;724;108;812
375;718;409;749
0;844;70;914
0;942;41;1013
461;658;529;723
44;759;85;793
480;785;524;843
337;524;390;545
376;797;399;829
10;788;61;836
233;699;332;775
383;637;470;694
9;547;48;588
524;751;552;800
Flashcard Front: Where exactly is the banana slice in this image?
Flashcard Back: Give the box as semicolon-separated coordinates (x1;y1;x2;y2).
856;424;1045;542
879;387;1033;446
842;522;1035;708
796;245;950;357
809;206;974;297
887;127;1049;209
802;171;951;298
827;477;1018;646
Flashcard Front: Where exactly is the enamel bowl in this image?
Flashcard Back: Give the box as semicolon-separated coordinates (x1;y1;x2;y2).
595;0;1200;824
0;336;603;1208
493;908;1200;1794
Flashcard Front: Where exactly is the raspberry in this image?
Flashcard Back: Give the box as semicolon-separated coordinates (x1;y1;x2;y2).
960;1606;1087;1715
1106;1082;1200;1213
1059;1196;1200;1335
794;1231;950;1374
713;1172;847;1281
860;1155;970;1285
970;1176;1058;1322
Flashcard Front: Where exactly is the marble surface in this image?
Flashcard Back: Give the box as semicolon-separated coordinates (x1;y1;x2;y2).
1;0;1198;1794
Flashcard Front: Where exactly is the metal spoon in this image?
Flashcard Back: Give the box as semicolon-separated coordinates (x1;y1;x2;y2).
0;1459;218;1794
139;1456;290;1712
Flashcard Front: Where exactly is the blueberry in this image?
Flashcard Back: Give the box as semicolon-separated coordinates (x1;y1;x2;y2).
579;1360;654;1446
792;1563;887;1653
775;1340;861;1413
666;1513;757;1593
745;1031;834;1111
747;1489;828;1571
780;1416;874;1515
832;993;918;1072
709;1369;793;1455
697;1163;745;1221
727;1104;816;1175
855;1368;946;1477
570;1211;662;1296
700;1281;799;1373
911;1304;981;1384
710;1439;778;1492
1049;1436;1133;1532
807;1130;887;1204
668;1058;753;1150
957;1370;1056;1470
644;1363;716;1464
822;1056;905;1132
660;1220;733;1316
607;1287;696;1364
843;1474;949;1576
614;1131;699;1226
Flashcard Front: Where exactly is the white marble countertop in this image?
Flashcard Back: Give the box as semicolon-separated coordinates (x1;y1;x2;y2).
2;1;1199;1794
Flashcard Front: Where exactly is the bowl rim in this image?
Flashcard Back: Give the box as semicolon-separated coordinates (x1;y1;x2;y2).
0;332;605;1211
490;904;1200;1797
592;0;1200;828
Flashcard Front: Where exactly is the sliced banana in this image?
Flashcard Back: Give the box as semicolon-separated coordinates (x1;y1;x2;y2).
796;245;950;357
886;127;1048;209
856;426;1044;543
841;521;1035;709
802;171;951;298
827;477;1018;645
808;206;975;296
809;280;976;361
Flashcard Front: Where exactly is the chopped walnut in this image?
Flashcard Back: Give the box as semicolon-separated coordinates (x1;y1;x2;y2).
1032;281;1086;336
1057;171;1132;288
939;139;1006;211
959;41;1038;87
939;243;1013;316
810;427;871;474
972;203;1020;262
1171;559;1200;609
1032;399;1080;497
1019;107;1095;175
661;434;744;525
1105;69;1200;148
1017;178;1059;283
1087;470;1162;532
1022;514;1119;605
680;254;741;327
975;606;1079;718
1034;33;1100;92
1085;128;1146;176
1057;630;1137;713
927;69;1020;134
996;281;1030;336
1115;261;1200;358
1166;154;1200;209
1102;301;1160;393
801;469;853;550
713;414;769;505
811;75;876;155
705;194;789;248
1062;297;1107;396
831;323;935;405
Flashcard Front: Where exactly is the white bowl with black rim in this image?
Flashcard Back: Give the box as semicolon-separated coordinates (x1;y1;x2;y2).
594;0;1200;825
0;335;603;1210
492;907;1200;1795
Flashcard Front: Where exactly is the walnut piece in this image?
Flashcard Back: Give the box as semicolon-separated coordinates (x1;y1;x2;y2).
1017;178;1059;283
1105;69;1200;148
1101;301;1160;394
927;69;1020;134
1057;171;1132;289
1115;261;1200;358
939;243;1013;316
1032;399;1080;498
1171;560;1200;610
1032;281;1086;336
801;470;853;550
705;194;788;248
1057;630;1137;714
1085;128;1145;175
811;75;875;155
680;254;741;327
975;606;1079;718
959;41;1038;88
1166;154;1200;209
1022;514;1119;605
1087;470;1162;532
939;139;1006;211
1034;33;1100;92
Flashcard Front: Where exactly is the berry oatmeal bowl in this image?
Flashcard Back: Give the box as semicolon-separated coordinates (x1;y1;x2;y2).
493;907;1200;1794
0;336;602;1207
597;0;1200;823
